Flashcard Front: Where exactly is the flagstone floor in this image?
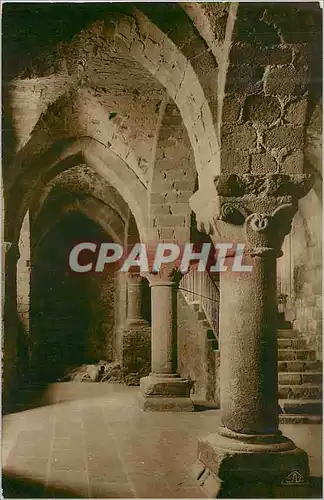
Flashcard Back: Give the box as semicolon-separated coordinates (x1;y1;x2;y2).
2;383;322;498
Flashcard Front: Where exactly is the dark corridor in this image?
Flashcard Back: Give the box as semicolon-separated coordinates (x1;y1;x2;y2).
30;212;115;383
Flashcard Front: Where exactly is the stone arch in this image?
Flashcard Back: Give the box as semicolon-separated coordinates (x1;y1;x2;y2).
6;85;152;187
77;8;220;176
33;197;126;255
181;2;230;63
4;7;221;185
5;137;148;246
134;4;220;138
30;164;130;228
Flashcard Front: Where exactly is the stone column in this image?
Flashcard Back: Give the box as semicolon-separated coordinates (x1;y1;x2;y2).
121;273;151;384
126;272;148;326
190;173;312;497
140;265;194;411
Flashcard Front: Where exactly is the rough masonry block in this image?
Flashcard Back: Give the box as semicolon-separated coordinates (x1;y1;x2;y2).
221;123;257;150
281;150;304;173
284;99;308;125
222;96;243;123
244;94;281;123
230;44;292;66
264;125;304;150
251;152;277;174
220;148;250;174
264;65;308;96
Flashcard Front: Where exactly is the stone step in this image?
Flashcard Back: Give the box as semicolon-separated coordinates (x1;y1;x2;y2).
278;360;322;372
277;328;298;338
278;384;322;400
278;372;322;386
278;349;317;361
277;320;292;329
279;414;322;424
279;398;322;415
278;338;307;349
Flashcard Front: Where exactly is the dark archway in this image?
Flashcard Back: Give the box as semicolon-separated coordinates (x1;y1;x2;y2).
30;211;115;383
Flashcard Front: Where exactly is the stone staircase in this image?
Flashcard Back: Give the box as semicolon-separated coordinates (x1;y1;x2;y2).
180;268;322;422
278;325;322;423
189;303;323;423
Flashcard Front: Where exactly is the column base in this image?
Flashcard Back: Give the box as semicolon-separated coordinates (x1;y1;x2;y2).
140;374;194;412
195;427;309;498
140;396;194;412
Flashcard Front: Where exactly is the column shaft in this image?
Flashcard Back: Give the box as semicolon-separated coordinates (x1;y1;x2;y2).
122;273;150;383
151;283;174;374
220;253;278;434
140;268;193;412
126;273;147;325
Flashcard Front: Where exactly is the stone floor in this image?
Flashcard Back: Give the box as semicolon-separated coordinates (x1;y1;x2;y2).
2;383;322;498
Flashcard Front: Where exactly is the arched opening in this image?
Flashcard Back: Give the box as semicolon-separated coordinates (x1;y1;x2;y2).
30;211;116;383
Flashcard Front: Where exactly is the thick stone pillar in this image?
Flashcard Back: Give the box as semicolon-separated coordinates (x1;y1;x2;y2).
190;173;313;497
140;265;194;411
220;249;279;435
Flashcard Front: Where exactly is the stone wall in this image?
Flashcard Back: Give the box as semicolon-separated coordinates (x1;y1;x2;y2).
291;204;322;359
177;291;219;403
150;101;196;244
292;100;322;360
218;3;321;178
276;100;322;360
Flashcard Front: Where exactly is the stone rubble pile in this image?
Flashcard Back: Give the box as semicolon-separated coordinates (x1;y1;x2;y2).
59;360;146;386
59;361;122;383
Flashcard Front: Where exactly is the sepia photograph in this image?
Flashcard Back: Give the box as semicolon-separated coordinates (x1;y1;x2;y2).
1;1;322;498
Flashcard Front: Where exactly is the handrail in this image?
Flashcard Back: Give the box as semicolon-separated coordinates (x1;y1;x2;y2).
180;266;219;337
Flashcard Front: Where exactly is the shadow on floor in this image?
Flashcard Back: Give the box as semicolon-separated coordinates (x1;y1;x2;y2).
193;402;220;412
3;384;52;415
2;472;322;499
6;384;223;416
2;472;83;499
3;382;126;415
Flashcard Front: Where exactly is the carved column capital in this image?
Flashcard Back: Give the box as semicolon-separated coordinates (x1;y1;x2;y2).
141;263;183;287
190;173;313;256
244;204;295;257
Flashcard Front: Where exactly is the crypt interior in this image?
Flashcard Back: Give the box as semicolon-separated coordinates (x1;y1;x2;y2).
1;2;323;498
